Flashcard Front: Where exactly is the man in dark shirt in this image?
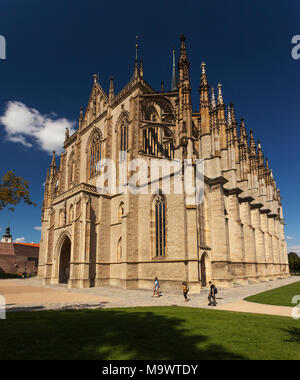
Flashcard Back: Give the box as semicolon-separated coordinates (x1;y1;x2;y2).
208;281;217;306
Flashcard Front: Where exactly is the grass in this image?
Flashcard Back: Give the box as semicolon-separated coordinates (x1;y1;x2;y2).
0;307;299;360
245;281;300;307
0;273;19;279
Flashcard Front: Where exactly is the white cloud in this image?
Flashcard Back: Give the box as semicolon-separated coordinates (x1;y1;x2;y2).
34;226;42;231
288;246;300;254
0;101;76;154
286;236;294;240
15;237;25;243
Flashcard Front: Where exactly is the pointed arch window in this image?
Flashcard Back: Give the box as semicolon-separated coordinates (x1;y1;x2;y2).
69;204;74;223
154;194;166;257
117;237;122;261
120;118;128;153
88;130;103;178
199;203;206;245
118;202;124;223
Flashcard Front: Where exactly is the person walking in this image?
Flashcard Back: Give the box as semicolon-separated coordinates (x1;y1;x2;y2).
152;277;160;297
182;282;190;302
208;281;217;306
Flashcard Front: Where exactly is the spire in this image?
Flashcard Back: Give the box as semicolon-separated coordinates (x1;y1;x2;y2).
249;130;257;172
134;35;139;79
50;150;56;177
239;118;249;164
265;157;271;185
216;83;226;149
211;87;216;108
65;127;69;141
239;118;248;144
227;106;232;125
217;83;224;105
79;106;84;129
201;62;208;86
199;62;210;109
135;35;139;61
249;130;257;156
93;74;98;84
226;106;233;147
46;168;50;184
109;76;114;104
257;141;265;180
178;34;190;83
230;104;239;146
171;49;177;91
161;81;165;93
140;59;144;78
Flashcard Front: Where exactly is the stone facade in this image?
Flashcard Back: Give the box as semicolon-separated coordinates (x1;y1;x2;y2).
38;36;289;292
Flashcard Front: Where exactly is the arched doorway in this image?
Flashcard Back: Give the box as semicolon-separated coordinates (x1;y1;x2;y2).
200;252;210;287
59;237;71;284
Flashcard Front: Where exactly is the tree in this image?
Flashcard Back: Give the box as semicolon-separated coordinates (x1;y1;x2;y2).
288;252;300;272
0;171;36;212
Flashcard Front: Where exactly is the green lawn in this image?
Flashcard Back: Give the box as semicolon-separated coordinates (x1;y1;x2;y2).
0;307;299;360
245;281;300;307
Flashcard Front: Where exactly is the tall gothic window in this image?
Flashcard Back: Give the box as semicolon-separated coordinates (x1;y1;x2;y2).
88;130;102;178
68;153;75;186
120;118;128;153
199;203;206;245
143;126;174;159
154;194;166;257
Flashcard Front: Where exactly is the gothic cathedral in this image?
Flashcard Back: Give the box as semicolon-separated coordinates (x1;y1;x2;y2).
38;36;289;292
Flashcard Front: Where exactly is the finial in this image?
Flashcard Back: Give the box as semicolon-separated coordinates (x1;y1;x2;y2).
240;118;247;140
180;34;186;42
109;76;114;103
161;81;165;93
201;62;206;75
140;59;144;78
217;83;224;105
65;127;69;141
93;74;98;83
227;106;232;125
171;49;177;91
230;103;237;124
211;88;216;108
135;35;139;61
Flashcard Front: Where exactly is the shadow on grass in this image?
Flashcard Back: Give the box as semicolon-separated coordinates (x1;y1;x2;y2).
6;303;107;312
282;327;300;343
0;307;247;360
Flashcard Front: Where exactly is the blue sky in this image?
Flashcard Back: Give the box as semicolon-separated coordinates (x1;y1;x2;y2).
0;0;299;251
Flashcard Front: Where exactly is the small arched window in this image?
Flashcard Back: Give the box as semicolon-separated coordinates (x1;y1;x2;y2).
88;130;103;178
59;209;64;227
69;205;74;223
118;202;124;223
153;194;166;257
117;238;122;261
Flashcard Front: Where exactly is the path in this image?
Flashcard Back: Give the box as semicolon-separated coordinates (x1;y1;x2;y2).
0;276;299;317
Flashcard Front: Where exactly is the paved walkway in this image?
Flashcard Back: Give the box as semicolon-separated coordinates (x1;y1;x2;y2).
0;276;299;317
